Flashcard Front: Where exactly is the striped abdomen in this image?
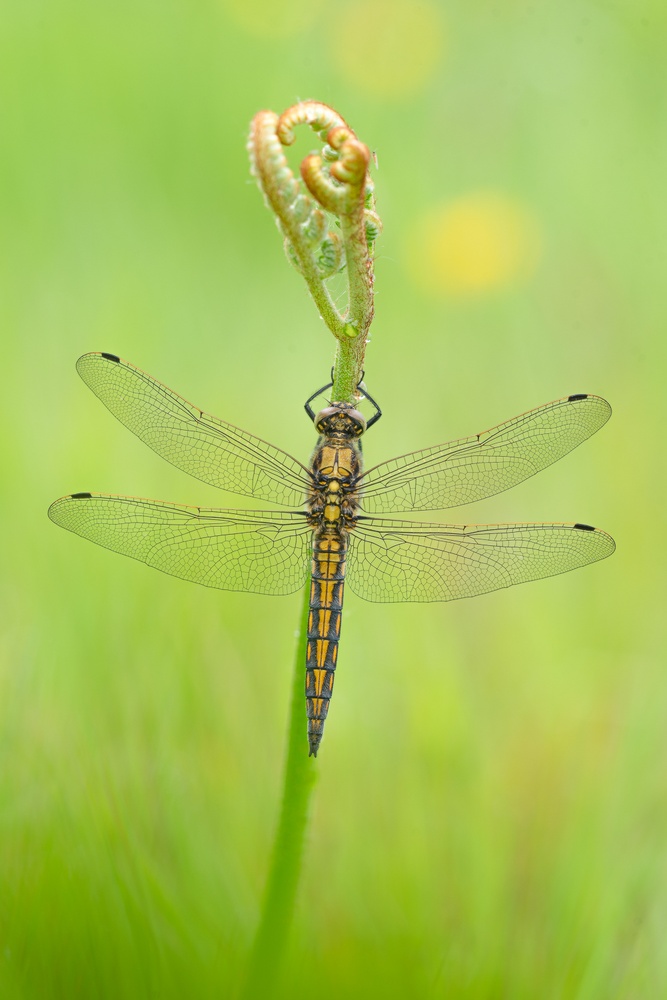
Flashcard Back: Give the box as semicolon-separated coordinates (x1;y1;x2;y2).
306;527;347;756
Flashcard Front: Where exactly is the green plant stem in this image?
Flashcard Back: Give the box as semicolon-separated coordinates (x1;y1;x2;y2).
331;201;374;404
240;579;317;999
331;333;364;404
279;210;347;342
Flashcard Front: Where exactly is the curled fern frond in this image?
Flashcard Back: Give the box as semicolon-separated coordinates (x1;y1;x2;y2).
364;210;382;251
248;101;380;403
317;234;344;278
276;101;348;145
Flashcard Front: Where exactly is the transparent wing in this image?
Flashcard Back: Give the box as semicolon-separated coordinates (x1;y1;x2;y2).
360;394;611;512
48;492;312;596
347;517;615;603
76;353;311;506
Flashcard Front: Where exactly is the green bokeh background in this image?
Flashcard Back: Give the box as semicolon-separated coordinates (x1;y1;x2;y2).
1;1;665;997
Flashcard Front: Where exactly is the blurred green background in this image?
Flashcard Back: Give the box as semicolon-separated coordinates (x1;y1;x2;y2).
1;1;665;997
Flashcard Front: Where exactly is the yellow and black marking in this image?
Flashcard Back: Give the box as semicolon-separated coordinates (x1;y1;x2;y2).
305;402;365;756
306;533;346;756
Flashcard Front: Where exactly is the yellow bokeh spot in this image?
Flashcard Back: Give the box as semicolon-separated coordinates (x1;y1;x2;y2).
407;193;542;297
332;0;445;98
222;0;323;38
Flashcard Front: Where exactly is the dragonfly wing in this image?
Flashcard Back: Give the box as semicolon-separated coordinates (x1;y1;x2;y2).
347;517;615;603
76;353;310;506
360;394;611;512
49;493;312;596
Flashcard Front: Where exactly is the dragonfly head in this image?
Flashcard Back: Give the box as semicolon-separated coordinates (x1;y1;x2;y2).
315;401;367;437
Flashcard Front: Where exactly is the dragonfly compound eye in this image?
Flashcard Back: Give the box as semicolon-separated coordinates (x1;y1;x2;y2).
315;404;367;436
346;408;367;435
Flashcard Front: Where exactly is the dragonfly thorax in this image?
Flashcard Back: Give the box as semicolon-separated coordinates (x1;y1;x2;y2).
314;402;366;437
307;404;363;530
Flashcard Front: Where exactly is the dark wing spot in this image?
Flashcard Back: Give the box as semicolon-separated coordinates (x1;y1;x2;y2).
568;393;588;401
101;352;121;363
574;522;595;531
70;492;93;499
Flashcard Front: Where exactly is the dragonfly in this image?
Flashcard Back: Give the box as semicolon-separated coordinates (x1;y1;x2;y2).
49;353;615;755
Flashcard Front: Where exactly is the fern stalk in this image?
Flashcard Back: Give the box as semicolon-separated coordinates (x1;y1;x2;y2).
240;581;315;997
242;101;380;996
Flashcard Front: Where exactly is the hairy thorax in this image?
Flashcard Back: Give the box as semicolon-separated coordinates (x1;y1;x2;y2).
307;435;362;530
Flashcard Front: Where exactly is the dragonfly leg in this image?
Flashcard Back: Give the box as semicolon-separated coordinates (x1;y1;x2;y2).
305;369;382;428
357;383;382;429
304;377;334;422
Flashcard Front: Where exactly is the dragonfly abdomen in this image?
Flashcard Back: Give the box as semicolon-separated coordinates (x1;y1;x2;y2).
306;527;348;757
